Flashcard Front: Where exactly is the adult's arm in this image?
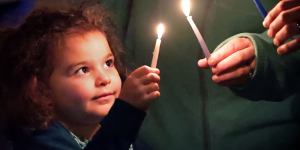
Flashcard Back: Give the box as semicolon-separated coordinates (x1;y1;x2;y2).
227;32;300;100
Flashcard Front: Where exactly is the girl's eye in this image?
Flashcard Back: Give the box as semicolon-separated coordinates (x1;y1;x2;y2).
105;58;114;68
75;66;90;75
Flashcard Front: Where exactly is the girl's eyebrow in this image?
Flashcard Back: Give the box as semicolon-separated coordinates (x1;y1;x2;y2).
105;52;114;59
66;61;87;73
66;51;114;71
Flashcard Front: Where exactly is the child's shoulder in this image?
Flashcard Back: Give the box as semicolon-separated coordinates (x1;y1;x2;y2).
13;122;80;150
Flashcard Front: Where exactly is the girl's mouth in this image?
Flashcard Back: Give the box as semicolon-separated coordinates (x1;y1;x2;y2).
92;92;115;104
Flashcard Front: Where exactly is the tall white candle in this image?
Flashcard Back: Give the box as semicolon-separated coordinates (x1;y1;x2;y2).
151;23;165;68
182;0;210;59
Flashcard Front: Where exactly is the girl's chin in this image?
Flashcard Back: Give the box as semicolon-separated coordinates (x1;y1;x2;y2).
92;105;114;118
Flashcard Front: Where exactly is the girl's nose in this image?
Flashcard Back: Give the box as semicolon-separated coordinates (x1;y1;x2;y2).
95;70;111;87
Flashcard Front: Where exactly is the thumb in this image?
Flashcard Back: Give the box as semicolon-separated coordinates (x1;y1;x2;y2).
198;58;209;68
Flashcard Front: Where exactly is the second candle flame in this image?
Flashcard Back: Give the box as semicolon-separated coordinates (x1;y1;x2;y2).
182;0;190;17
157;23;165;39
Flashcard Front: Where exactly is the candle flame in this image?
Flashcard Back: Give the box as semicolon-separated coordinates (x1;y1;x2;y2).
157;23;165;39
182;0;190;16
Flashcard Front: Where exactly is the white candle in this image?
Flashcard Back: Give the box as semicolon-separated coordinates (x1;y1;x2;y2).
182;0;210;59
151;23;165;68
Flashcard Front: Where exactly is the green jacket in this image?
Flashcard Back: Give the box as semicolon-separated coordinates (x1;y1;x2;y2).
103;0;300;150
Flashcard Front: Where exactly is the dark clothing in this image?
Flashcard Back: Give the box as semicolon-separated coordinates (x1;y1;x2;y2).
12;99;145;150
0;0;36;27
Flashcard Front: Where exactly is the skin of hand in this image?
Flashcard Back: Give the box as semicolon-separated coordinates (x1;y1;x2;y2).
263;0;300;55
118;65;160;111
198;38;256;86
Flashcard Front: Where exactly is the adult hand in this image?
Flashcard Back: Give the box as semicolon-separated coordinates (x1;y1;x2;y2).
119;65;160;111
263;0;300;55
198;38;256;86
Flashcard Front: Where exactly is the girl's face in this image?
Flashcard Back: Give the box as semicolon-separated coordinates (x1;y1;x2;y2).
48;31;121;126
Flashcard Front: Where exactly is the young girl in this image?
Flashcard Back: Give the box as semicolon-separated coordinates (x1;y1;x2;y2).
0;3;160;150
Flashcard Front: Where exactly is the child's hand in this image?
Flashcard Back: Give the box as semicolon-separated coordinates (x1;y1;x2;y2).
118;65;160;111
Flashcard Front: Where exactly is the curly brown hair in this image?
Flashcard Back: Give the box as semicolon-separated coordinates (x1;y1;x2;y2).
0;2;127;133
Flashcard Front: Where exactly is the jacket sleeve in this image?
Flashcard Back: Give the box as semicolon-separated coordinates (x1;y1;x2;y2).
215;32;300;101
85;99;146;150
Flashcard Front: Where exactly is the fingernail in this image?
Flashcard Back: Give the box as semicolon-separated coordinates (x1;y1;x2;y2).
197;59;204;66
277;48;286;55
263;17;269;27
273;39;279;46
211;67;217;74
268;30;274;38
262;20;266;27
212;75;219;82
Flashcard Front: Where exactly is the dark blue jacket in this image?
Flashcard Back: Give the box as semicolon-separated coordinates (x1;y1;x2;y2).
12;99;145;150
